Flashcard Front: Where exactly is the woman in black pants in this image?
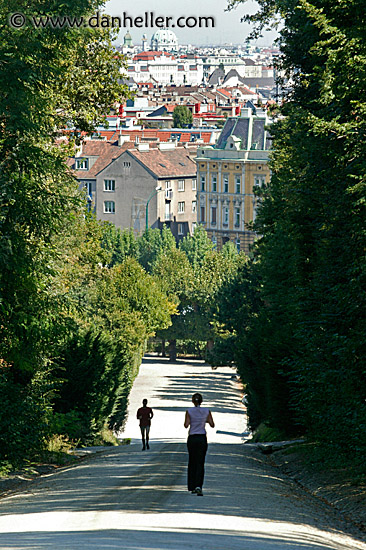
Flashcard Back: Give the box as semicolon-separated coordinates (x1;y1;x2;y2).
184;393;215;496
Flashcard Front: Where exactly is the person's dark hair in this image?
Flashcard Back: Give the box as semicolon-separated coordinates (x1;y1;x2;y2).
192;393;203;405
143;399;148;406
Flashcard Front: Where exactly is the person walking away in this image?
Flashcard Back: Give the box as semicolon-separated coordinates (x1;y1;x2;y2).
137;399;153;450
184;393;215;496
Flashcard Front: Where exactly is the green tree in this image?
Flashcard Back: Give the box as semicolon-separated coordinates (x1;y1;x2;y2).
53;251;174;438
173;105;193;128
179;225;213;268
137;227;177;273
0;0;130;462
226;0;366;456
154;233;240;360
101;225;139;267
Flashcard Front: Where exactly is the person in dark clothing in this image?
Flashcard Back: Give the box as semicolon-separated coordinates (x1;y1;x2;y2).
184;393;215;496
137;399;154;450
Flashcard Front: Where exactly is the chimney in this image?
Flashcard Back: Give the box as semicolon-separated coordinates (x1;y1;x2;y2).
158;142;176;151
118;134;129;147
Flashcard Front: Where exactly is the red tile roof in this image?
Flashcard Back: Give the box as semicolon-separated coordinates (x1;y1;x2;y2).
70;141;134;178
129;147;197;178
217;88;232;98
108;128;213;144
133;51;175;61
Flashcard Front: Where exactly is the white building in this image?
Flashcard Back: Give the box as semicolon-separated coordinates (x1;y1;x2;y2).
150;29;178;52
127;52;204;86
203;55;262;79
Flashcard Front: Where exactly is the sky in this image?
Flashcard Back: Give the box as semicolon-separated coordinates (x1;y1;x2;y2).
104;0;278;47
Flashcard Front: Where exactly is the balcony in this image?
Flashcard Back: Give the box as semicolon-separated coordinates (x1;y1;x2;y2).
164;213;173;221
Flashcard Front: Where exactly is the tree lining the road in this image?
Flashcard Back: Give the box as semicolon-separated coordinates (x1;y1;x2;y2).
211;0;366;462
0;0;174;468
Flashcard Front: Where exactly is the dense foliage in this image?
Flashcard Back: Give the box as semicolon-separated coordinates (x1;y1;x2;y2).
102;225;243;360
173;105;193;128
215;0;366;458
0;0;175;467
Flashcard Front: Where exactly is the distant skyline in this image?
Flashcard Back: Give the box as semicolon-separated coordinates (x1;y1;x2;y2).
104;0;278;47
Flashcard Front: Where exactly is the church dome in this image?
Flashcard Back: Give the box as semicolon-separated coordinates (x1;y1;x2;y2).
123;31;133;47
150;29;178;51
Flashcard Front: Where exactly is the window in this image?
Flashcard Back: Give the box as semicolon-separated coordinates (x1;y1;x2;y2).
200;206;205;222
84;182;93;198
254;175;266;187
104;201;115;213
192;179;197;191
235;207;240;227
223;174;229;193
192;222;197;233
192;200;197;213
200;174;206;192
211;174;217;192
212;235;217;249
165;202;171;221
211;206;217;224
76;158;88;170
84;182;93;211
235;175;241;194
223;207;229;225
104;179;115;192
123;161;131;168
236;237;241;252
178;180;185;192
178;223;184;235
165;180;172;199
178;201;185;213
253;199;258;222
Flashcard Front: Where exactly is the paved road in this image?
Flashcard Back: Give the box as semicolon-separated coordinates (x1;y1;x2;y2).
0;357;365;550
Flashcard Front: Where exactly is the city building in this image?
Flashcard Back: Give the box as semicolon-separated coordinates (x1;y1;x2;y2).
195;107;272;252
71;139;197;240
127;51;204;86
150;29;178;51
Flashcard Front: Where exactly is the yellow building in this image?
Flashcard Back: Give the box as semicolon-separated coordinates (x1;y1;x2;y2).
195;107;272;252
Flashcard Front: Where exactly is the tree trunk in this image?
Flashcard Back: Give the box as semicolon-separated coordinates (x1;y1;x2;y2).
168;339;177;362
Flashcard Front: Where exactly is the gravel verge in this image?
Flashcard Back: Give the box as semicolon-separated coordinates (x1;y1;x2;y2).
259;443;366;534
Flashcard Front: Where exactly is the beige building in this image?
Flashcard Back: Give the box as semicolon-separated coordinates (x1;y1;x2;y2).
195;108;272;252
131;143;198;239
72;139;197;240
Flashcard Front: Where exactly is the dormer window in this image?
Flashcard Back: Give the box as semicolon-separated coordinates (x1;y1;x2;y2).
76;158;88;170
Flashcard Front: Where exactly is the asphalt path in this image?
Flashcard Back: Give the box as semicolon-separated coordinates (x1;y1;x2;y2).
0;356;365;550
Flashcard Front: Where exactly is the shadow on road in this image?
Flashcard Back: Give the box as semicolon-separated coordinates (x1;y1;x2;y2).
0;528;349;550
153;372;242;412
0;358;365;550
0;442;351;529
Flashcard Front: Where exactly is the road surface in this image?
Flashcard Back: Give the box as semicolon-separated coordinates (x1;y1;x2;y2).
0;356;365;550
